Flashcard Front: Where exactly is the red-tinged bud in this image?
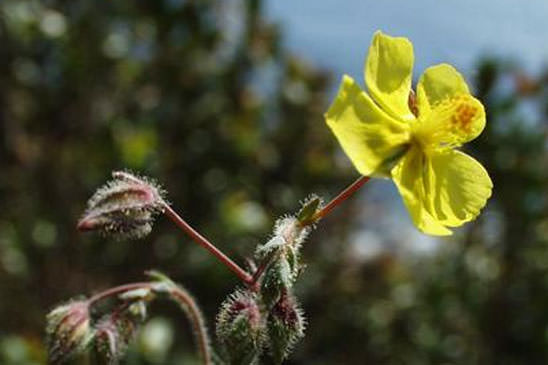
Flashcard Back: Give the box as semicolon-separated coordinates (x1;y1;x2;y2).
267;291;306;364
46;299;94;364
77;171;165;240
94;312;141;365
216;289;264;365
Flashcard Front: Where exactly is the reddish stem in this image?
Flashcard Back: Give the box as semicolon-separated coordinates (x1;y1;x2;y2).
87;280;212;365
88;282;152;305
308;175;370;224
162;203;254;285
170;287;212;365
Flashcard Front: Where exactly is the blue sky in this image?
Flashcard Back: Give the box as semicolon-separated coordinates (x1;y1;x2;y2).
265;0;548;87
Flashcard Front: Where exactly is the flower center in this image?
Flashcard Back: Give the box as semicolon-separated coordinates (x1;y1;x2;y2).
450;95;479;134
412;93;482;151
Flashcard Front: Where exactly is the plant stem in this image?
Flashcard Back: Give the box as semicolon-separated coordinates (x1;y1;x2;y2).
250;176;370;286
169;286;212;365
162;203;254;285
305;175;370;225
88;282;152;305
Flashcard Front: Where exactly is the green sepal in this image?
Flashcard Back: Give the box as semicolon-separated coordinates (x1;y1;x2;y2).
297;196;321;223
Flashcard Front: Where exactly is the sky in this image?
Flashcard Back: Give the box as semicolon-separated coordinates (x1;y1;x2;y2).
263;0;548;256
265;0;548;89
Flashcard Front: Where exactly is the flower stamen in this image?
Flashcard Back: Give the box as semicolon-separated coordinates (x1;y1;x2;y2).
414;93;482;150
452;97;479;133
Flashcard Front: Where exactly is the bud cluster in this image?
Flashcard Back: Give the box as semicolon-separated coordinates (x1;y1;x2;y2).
215;197;321;364
46;284;154;364
77;171;165;240
49;170;332;364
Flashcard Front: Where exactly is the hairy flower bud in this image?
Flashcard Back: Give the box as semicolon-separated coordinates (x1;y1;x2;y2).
260;255;293;308
267;291;306;364
46;300;94;364
94;312;141;365
216;290;264;365
257;216;308;307
77;171;165;239
274;216;309;249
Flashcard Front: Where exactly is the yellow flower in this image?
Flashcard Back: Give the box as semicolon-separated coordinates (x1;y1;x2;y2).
325;31;493;236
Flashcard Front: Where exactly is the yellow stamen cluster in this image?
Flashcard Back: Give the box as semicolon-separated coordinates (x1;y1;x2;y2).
413;94;480;150
452;96;479;133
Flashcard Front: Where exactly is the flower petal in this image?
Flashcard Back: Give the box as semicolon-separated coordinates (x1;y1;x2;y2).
413;93;486;148
416;64;470;118
423;149;493;227
365;31;415;122
391;147;492;236
391;145;452;236
325;75;410;176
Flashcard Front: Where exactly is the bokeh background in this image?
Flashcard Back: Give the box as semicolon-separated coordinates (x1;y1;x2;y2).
1;0;547;364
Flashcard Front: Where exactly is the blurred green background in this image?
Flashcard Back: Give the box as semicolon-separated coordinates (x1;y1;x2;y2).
0;0;547;364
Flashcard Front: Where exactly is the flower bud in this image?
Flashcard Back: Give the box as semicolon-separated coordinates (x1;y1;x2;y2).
274;216;308;249
216;290;264;365
267;291;305;364
257;216;307;307
77;171;165;240
94;312;140;365
260;254;294;307
46;300;94;364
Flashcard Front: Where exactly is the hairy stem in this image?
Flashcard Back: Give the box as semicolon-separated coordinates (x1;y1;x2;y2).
162;203;254;285
169;286;212;365
88;280;212;365
304;175;370;225
88;282;152;306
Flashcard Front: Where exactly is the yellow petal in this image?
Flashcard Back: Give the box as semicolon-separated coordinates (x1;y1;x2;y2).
413;92;486;149
423;149;493;227
416;63;470;117
365;31;415;122
391;145;452;236
325;75;410;177
391;147;492;235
